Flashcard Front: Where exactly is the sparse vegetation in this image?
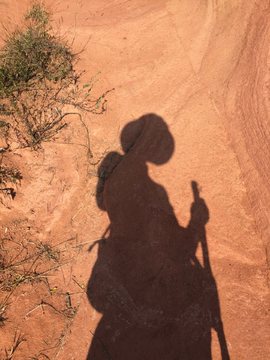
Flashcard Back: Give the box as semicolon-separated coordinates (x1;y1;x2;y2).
0;165;21;185
0;2;114;358
3;332;25;360
0;1;111;150
0;220;86;359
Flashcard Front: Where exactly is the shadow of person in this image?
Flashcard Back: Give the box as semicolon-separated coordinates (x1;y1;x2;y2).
87;114;230;360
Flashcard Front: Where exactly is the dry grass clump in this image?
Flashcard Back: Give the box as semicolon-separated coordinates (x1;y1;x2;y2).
0;2;111;150
0;3;72;97
0;165;21;185
0;220;86;359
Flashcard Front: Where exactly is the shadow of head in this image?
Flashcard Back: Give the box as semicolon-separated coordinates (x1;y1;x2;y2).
120;113;174;165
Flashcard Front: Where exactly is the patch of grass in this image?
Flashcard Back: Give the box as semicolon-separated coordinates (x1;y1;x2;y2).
0;3;72;96
0;1;113;150
36;242;60;262
0;163;21;202
0;165;21;186
0;222;54;295
0;220;79;309
0;222;86;359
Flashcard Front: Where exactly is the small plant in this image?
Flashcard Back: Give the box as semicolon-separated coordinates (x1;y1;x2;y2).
0;1;112;150
0;165;21;186
3;332;25;359
36;241;59;262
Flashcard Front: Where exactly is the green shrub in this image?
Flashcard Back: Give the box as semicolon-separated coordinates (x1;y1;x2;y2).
0;2;111;149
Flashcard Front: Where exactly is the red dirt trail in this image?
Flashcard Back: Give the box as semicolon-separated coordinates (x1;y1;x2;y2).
0;1;270;359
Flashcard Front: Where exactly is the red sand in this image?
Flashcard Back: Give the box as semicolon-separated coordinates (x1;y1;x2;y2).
0;1;269;359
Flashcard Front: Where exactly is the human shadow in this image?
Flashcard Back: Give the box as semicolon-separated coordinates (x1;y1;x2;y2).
87;114;230;360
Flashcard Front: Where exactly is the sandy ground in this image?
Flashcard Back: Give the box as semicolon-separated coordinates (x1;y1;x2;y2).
0;0;270;359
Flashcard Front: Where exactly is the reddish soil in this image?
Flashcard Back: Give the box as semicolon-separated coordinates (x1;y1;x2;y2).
0;1;270;359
